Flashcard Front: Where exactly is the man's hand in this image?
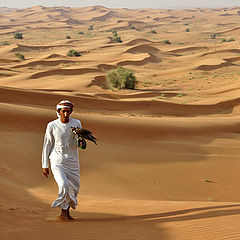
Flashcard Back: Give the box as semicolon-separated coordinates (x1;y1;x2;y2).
42;168;49;178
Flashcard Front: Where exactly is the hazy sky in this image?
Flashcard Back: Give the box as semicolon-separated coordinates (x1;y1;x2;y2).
0;0;240;9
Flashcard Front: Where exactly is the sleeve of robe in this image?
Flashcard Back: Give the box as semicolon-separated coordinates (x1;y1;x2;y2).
42;123;54;169
78;120;82;129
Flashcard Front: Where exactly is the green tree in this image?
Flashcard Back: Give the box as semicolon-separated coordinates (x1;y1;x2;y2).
88;25;94;31
106;67;137;90
210;33;217;39
150;30;157;34
14;32;23;39
112;36;122;43
15;53;25;60
163;39;171;44
67;49;81;57
227;37;235;42
112;30;118;37
0;41;10;46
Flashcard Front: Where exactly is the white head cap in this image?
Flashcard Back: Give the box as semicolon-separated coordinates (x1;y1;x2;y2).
56;100;74;118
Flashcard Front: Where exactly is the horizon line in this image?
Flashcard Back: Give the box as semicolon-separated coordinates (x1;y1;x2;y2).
0;4;240;10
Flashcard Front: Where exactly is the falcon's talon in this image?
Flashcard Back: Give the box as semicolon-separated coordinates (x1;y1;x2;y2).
71;127;97;148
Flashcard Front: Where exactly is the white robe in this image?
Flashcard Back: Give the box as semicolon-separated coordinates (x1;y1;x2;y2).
42;117;82;210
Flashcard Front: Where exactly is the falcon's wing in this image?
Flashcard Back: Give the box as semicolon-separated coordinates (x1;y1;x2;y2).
74;128;97;145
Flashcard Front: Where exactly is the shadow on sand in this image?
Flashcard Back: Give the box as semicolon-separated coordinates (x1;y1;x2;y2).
73;204;240;222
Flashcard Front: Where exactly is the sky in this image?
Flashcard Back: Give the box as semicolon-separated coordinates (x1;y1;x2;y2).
0;0;240;9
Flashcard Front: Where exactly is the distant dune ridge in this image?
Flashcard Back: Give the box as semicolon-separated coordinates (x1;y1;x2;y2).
2;5;240;240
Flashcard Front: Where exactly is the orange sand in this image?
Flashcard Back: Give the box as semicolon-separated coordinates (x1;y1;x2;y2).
1;5;240;240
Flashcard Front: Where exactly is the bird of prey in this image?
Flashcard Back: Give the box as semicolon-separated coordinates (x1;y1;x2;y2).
71;127;97;149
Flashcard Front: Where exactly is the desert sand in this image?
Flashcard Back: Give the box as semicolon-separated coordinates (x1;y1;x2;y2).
1;5;240;240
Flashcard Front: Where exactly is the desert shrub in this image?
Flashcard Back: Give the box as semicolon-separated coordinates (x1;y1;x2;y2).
112;30;118;37
184;23;189;26
185;28;190;32
106;67;137;90
15;53;25;60
210;33;217;39
150;30;157;34
88;25;94;31
14;32;23;39
78;31;84;35
227;37;235;42
67;49;81;57
130;25;136;29
109;31;122;43
0;41;10;46
106;29;113;32
112;36;122;43
163;39;171;44
176;93;185;97
66;35;71;39
222;37;235;43
85;32;95;38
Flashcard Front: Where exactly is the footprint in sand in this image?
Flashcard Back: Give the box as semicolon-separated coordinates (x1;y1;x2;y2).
46;216;75;222
0;166;14;173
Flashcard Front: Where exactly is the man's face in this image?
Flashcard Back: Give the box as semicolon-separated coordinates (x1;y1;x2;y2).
59;107;72;123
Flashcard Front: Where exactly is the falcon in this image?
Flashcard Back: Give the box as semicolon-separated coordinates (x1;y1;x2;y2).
71;127;97;149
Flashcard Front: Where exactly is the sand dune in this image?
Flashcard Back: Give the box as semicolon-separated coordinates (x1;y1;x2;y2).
2;5;240;240
29;68;101;79
44;54;66;59
126;38;153;46
1;86;240;117
195;60;234;71
12;59;77;69
87;75;106;88
97;64;116;71
0;66;19;72
126;44;160;54
0;7;18;14
169;46;209;54
2;91;240;240
91;11;116;21
96;91;183;100
200;48;240;57
11;44;73;52
216;26;240;34
117;53;161;66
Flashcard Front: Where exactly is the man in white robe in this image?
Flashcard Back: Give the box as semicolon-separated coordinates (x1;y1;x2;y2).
42;100;81;220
